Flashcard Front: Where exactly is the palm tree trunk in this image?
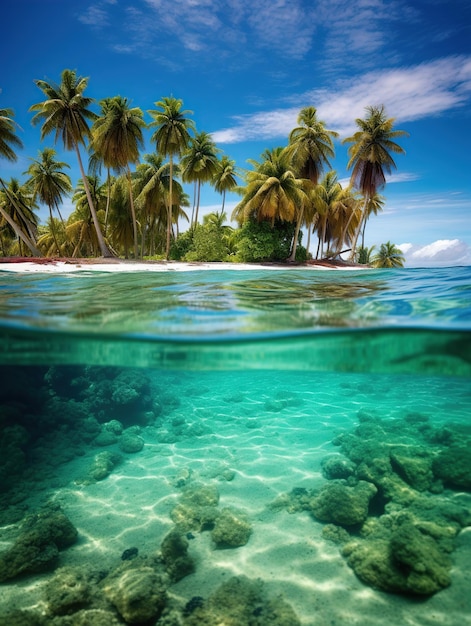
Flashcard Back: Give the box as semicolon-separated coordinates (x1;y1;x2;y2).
166;156;173;260
74;145;113;258
126;167;139;258
194;181;201;227
349;199;368;260
288;206;304;262
48;208;61;256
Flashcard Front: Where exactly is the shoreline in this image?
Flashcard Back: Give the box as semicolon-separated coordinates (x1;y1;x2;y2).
0;257;369;273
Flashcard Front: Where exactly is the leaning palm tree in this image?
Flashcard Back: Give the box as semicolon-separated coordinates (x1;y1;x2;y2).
213;155;238;213
0;107;42;256
148;97;195;259
0;178;40;256
371;241;405;268
180;131;220;228
343;105;408;259
24;147;72;255
29;69;112;257
91;96;146;257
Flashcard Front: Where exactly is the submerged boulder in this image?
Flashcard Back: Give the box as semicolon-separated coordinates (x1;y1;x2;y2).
182;575;300;625
211;507;252;548
310;480;377;527
0;504;78;582
160;528;195;582
343;519;453;595
433;445;471;490
103;566;167;624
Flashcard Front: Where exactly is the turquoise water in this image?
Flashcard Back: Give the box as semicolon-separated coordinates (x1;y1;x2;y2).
0;266;470;625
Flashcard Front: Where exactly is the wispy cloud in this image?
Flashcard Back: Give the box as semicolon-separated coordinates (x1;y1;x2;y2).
212;55;471;143
77;0;117;28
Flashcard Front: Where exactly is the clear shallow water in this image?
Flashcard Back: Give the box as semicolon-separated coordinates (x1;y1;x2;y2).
0;266;470;375
0;266;470;625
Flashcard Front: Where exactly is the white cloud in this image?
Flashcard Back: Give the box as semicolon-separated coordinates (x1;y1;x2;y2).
212;55;471;143
398;239;471;267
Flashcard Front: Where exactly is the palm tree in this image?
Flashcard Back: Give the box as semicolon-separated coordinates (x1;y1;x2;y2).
29;68;112;257
213;155;238;214
148;97;195;259
24;148;72;255
66;204;102;257
0;107;42;256
180;131;220;228
37;217;69;256
233;148;308;242
311;171;343;258
286;107;338;184
107;176;135;258
371;241;405;268
356;244;376;264
343;105;408;258
91;96;146;257
134;153;172;255
285;107;338;261
0;107;23;162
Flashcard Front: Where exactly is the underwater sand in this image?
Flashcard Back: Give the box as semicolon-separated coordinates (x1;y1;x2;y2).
1;369;471;625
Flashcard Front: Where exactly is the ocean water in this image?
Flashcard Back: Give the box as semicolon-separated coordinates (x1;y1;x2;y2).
0;265;470;625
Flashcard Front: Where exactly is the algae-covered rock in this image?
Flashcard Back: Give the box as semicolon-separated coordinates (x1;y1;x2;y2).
86;451;122;482
170;483;220;532
211;507;252;548
118;431;144;454
0;609;46;626
0;503;78;582
160;528;195;582
183;575;300;625
390;448;434;492
391;522;452;594
310;480;377;527
44;567;91;616
433;445;471;489
321;455;356;480
104;566;167;624
49;609;123;625
342;519;453;595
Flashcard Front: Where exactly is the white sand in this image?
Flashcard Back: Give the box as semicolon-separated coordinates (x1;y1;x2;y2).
1;371;470;625
0;260;368;273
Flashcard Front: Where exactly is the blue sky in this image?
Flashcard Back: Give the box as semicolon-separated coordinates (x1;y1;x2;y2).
2;0;471;265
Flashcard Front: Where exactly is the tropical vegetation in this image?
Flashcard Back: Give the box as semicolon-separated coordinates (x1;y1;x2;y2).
0;69;408;266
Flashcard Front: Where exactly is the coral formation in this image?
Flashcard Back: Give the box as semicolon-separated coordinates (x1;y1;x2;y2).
273;410;471;596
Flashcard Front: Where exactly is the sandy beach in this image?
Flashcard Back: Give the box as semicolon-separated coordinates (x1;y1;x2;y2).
0;258;368;273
